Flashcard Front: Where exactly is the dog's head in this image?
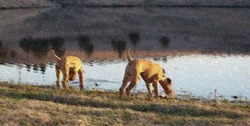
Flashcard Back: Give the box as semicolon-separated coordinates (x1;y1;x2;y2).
69;67;77;81
159;69;173;95
159;77;173;95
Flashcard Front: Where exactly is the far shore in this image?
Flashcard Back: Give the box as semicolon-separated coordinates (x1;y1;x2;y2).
1;47;249;65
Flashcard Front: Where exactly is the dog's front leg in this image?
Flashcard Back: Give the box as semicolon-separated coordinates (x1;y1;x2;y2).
62;66;69;89
56;65;61;89
145;82;153;98
153;82;159;98
78;69;84;91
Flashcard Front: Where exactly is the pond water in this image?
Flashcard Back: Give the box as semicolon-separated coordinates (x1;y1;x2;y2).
0;54;249;99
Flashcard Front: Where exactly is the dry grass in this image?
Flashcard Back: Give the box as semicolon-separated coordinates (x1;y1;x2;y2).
0;81;249;126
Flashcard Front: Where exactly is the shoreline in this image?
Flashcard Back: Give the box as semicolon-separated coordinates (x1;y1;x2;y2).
2;48;250;65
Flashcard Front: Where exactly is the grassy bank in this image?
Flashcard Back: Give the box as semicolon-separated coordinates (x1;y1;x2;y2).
0;82;249;125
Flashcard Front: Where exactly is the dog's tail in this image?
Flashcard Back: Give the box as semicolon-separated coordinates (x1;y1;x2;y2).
52;50;61;60
127;48;133;62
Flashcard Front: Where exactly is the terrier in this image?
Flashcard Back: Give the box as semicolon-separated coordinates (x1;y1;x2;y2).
119;49;173;98
52;50;84;90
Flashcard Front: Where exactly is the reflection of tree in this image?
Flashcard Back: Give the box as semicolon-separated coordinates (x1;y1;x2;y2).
19;37;33;53
39;63;46;74
26;64;31;72
8;49;18;63
78;35;94;58
19;37;48;58
84;44;94;58
129;32;140;47
33;64;39;73
19;37;65;59
0;40;2;48
49;37;65;57
10;49;18;59
111;39;127;58
0;40;9;63
159;36;170;49
31;39;50;58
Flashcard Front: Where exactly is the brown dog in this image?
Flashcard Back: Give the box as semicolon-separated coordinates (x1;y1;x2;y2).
52;50;84;90
119;49;173;98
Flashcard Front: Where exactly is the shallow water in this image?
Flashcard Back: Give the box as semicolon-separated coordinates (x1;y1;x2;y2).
1;54;249;99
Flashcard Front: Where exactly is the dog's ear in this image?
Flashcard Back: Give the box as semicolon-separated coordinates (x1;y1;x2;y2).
162;68;166;77
162;68;166;74
167;78;171;84
69;69;77;81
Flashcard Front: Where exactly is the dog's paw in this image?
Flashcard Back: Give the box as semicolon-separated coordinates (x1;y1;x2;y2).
159;94;167;99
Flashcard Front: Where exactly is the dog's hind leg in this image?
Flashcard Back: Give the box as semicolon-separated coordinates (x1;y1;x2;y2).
125;75;140;97
62;65;69;89
119;73;131;97
56;65;61;89
78;68;84;91
146;82;153;98
153;82;159;98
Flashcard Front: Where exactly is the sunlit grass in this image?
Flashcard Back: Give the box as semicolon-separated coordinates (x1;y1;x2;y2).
0;81;249;125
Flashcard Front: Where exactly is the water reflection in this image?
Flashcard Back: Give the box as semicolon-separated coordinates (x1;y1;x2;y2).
0;41;9;63
2;27;249;64
129;32;140;47
26;64;31;72
0;41;18;63
111;39;127;58
1;7;250;62
78;35;94;58
19;37;65;59
16;32;173;61
0;55;249;99
40;63;46;74
159;36;170;49
33;64;39;72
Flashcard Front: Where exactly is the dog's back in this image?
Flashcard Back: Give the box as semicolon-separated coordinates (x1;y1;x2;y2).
120;49;173;98
52;50;84;90
65;56;83;70
126;49;165;82
52;50;82;69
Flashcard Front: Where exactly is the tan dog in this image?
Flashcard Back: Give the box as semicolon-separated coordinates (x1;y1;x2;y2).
119;49;173;98
52;50;84;90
